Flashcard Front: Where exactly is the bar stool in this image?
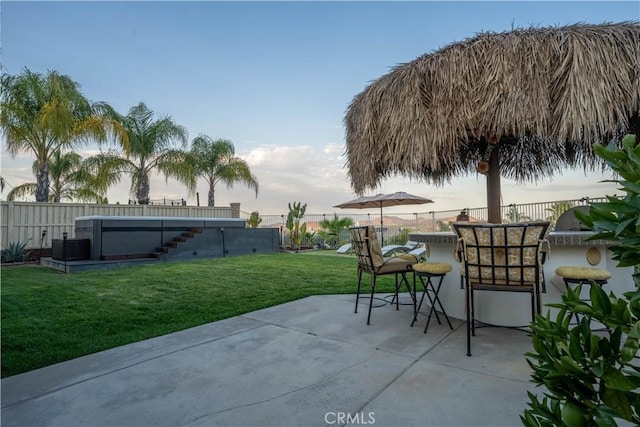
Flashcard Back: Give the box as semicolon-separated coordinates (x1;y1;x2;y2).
555;266;612;325
412;262;453;333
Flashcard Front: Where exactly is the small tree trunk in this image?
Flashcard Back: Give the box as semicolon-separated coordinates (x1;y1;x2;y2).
208;186;215;207
36;163;49;202
136;174;150;205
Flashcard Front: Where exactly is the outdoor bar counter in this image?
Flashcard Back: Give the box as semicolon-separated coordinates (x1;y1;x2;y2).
408;230;635;326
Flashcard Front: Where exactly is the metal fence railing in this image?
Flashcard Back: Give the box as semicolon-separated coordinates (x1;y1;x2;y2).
245;196;613;247
135;198;187;206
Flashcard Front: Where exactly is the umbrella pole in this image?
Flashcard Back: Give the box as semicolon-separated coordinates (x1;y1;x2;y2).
487;147;501;224
380;204;384;246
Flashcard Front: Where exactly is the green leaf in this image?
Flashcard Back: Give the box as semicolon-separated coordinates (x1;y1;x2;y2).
589;335;602;360
615;218;636;237
621;181;640;196
603;368;637;391
599;338;612;358
569;333;584;360
572;304;594;315
612;236;640;246
559;355;588;378
601;386;633;421
622;134;637;149
588;200;627;212
593;408;620;427
591;362;604;378
630;145;640;168
622;328;640;363
588;206;619;221
591;220;619;233
591;284;612;315
629;321;640;339
574;210;594;228
610;326;621;351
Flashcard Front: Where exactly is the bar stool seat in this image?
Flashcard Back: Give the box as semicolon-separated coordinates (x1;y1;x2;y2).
555;266;611;325
555;266;612;282
412;262;453;333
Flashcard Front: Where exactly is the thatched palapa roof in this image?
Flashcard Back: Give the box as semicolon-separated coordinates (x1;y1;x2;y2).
344;22;640;195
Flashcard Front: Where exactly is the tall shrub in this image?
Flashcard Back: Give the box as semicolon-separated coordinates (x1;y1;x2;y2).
522;135;640;426
286;201;307;251
247;211;262;228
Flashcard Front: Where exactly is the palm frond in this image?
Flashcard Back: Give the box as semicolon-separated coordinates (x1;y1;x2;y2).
155;149;197;194
215;159;259;196
6;183;38;201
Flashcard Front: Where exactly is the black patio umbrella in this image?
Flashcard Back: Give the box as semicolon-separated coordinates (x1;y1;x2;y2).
334;191;434;246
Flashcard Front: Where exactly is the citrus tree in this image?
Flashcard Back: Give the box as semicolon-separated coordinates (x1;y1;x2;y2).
522;135;640;426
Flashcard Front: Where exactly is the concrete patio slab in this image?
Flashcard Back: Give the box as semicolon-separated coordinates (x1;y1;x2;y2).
1;293;540;427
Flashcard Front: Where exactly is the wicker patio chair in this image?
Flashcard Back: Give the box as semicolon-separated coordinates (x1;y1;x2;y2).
350;226;417;325
452;221;551;356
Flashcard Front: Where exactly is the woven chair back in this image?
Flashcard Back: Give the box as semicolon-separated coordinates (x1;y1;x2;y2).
452;222;550;288
350;226;385;271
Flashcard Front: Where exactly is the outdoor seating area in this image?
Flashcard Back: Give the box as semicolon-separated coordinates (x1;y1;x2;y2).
343;216;633;362
349;221;553;356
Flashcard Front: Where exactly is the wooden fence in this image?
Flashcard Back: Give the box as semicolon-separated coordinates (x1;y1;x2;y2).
0;202;240;248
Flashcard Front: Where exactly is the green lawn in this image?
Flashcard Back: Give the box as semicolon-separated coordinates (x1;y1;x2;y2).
1;251;398;378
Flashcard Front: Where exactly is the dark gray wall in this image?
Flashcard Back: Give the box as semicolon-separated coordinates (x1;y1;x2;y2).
74;217;280;261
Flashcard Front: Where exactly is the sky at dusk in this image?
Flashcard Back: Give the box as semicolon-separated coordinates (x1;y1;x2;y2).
1;1;638;216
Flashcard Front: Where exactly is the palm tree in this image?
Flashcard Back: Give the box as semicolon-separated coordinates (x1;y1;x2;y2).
6;149;111;203
85;102;189;204
318;213;354;248
503;206;531;223
545;201;575;223
183;135;258;206
0;68;124;202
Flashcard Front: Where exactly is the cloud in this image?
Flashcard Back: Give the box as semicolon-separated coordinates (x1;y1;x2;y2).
2;141;622;218
94;143;351;212
230;144;353;213
103;152;620;218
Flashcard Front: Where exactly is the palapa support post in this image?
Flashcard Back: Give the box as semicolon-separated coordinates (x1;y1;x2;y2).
487;145;501;223
481;135;501;224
